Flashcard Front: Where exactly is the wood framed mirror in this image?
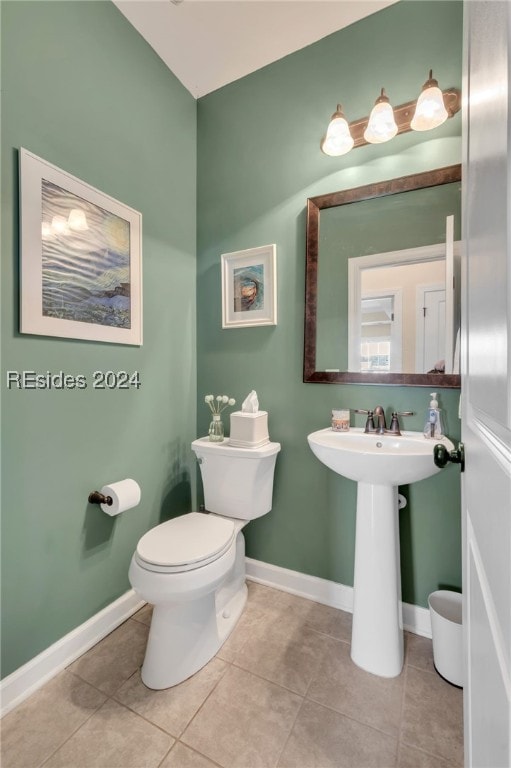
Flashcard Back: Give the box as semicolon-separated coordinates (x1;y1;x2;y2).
304;164;462;386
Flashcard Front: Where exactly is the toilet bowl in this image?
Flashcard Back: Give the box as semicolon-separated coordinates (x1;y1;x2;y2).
129;438;280;690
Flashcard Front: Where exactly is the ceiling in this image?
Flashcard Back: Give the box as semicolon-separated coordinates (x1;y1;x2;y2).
113;0;398;98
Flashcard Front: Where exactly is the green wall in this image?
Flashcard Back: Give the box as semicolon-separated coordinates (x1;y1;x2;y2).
1;1;197;677
197;1;463;605
1;0;464;682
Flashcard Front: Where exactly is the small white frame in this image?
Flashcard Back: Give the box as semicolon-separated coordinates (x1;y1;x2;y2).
221;244;277;329
19;148;142;345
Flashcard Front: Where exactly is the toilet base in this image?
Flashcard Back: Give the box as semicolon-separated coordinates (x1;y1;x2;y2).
141;581;247;689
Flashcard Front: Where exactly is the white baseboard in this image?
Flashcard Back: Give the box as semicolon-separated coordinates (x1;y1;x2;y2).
0;590;144;718
1;560;432;718
245;557;432;639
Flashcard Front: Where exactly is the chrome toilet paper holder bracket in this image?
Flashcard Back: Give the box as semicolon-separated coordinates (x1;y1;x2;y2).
88;491;113;506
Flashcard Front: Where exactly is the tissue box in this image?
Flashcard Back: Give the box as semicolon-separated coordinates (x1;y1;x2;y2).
229;411;269;448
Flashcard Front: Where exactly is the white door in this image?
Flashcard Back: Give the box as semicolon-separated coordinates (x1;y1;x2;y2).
462;2;511;766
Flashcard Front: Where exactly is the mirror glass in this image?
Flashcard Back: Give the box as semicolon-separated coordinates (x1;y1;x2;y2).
304;165;462;386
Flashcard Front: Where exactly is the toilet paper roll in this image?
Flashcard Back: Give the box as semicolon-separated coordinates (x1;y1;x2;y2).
100;479;141;516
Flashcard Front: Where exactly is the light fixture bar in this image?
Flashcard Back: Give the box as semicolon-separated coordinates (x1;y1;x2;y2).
326;88;461;152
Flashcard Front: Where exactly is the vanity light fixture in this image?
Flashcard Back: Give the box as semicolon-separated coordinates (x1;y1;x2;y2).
320;104;354;157
321;71;460;156
363;88;398;144
410;70;449;131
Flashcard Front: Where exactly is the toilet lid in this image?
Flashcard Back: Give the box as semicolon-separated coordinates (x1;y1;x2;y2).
136;512;235;570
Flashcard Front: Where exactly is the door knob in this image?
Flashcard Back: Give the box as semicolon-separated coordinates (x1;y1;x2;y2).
434;442;465;472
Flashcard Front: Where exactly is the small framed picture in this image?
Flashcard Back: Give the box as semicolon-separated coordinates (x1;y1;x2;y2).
221;244;277;329
19;148;142;345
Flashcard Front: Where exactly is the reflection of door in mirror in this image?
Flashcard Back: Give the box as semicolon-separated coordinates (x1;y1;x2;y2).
416;282;446;373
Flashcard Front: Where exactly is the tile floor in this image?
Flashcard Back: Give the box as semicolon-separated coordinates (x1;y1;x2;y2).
1;582;464;768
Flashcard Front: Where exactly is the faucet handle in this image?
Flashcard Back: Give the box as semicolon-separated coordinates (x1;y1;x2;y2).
355;409;376;433
388;411;414;435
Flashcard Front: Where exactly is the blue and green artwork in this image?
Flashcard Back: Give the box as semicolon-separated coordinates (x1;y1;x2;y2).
233;263;264;312
41;179;131;328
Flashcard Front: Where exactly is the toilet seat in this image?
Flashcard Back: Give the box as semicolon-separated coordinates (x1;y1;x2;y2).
135;512;235;573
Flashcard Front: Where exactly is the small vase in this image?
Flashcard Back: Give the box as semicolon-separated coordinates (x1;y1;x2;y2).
208;413;224;442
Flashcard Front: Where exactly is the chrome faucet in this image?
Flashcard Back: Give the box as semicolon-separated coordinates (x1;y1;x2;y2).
373;405;387;434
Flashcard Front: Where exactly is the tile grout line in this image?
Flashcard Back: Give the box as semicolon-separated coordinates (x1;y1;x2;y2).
38;679;182;767
227;657;309;699
155;740;175;768
108;669;187;740
398;656;464;767
398;737;464;768
170;741;226;768
29;634;153;768
37;684;108;768
224;621;352;698
272;694;307;768
302;627;404;747
176;653;233;753
39;694;176;768
304;690;402;744
48;666;180;763
113;658;232;742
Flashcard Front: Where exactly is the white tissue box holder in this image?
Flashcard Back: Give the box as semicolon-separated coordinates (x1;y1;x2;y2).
229;411;269;448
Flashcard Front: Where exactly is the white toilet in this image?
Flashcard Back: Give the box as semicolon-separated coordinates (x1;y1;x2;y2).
129;436;280;689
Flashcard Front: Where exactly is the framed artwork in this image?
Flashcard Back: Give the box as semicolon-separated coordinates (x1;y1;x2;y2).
19;148;142;345
221;244;277;329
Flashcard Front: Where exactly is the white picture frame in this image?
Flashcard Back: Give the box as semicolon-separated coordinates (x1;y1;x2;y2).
19;148;142;345
221;244;277;329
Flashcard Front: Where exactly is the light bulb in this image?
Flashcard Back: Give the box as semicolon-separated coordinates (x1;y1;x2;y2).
411;70;448;131
51;215;69;234
68;208;89;231
364;89;398;144
41;221;53;238
321;105;354;157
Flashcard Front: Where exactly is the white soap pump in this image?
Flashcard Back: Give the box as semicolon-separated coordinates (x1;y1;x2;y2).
423;392;444;439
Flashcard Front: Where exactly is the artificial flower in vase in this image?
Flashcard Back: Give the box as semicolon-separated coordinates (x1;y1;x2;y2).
205;394;236;442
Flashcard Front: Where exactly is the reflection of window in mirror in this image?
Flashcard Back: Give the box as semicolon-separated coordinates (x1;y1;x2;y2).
360;293;401;372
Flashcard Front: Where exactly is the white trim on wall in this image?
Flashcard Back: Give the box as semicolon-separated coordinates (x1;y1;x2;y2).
0;590;144;718
1;559;432;718
245;557;432;639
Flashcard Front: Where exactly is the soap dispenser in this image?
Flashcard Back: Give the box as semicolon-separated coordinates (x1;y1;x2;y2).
423;392;444;439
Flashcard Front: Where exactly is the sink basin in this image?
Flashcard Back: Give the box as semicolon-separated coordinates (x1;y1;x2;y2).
308;428;454;485
307;426;455;678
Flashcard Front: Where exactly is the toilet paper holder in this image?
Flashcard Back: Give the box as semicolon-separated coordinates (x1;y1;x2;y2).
88;490;113;507
88;479;141;516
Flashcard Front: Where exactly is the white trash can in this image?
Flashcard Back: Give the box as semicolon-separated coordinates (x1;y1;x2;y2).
428;590;463;687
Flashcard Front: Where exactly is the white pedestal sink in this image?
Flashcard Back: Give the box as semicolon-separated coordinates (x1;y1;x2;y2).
307;427;454;678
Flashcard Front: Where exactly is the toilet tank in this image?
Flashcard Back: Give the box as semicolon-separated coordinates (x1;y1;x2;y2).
191;438;281;520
